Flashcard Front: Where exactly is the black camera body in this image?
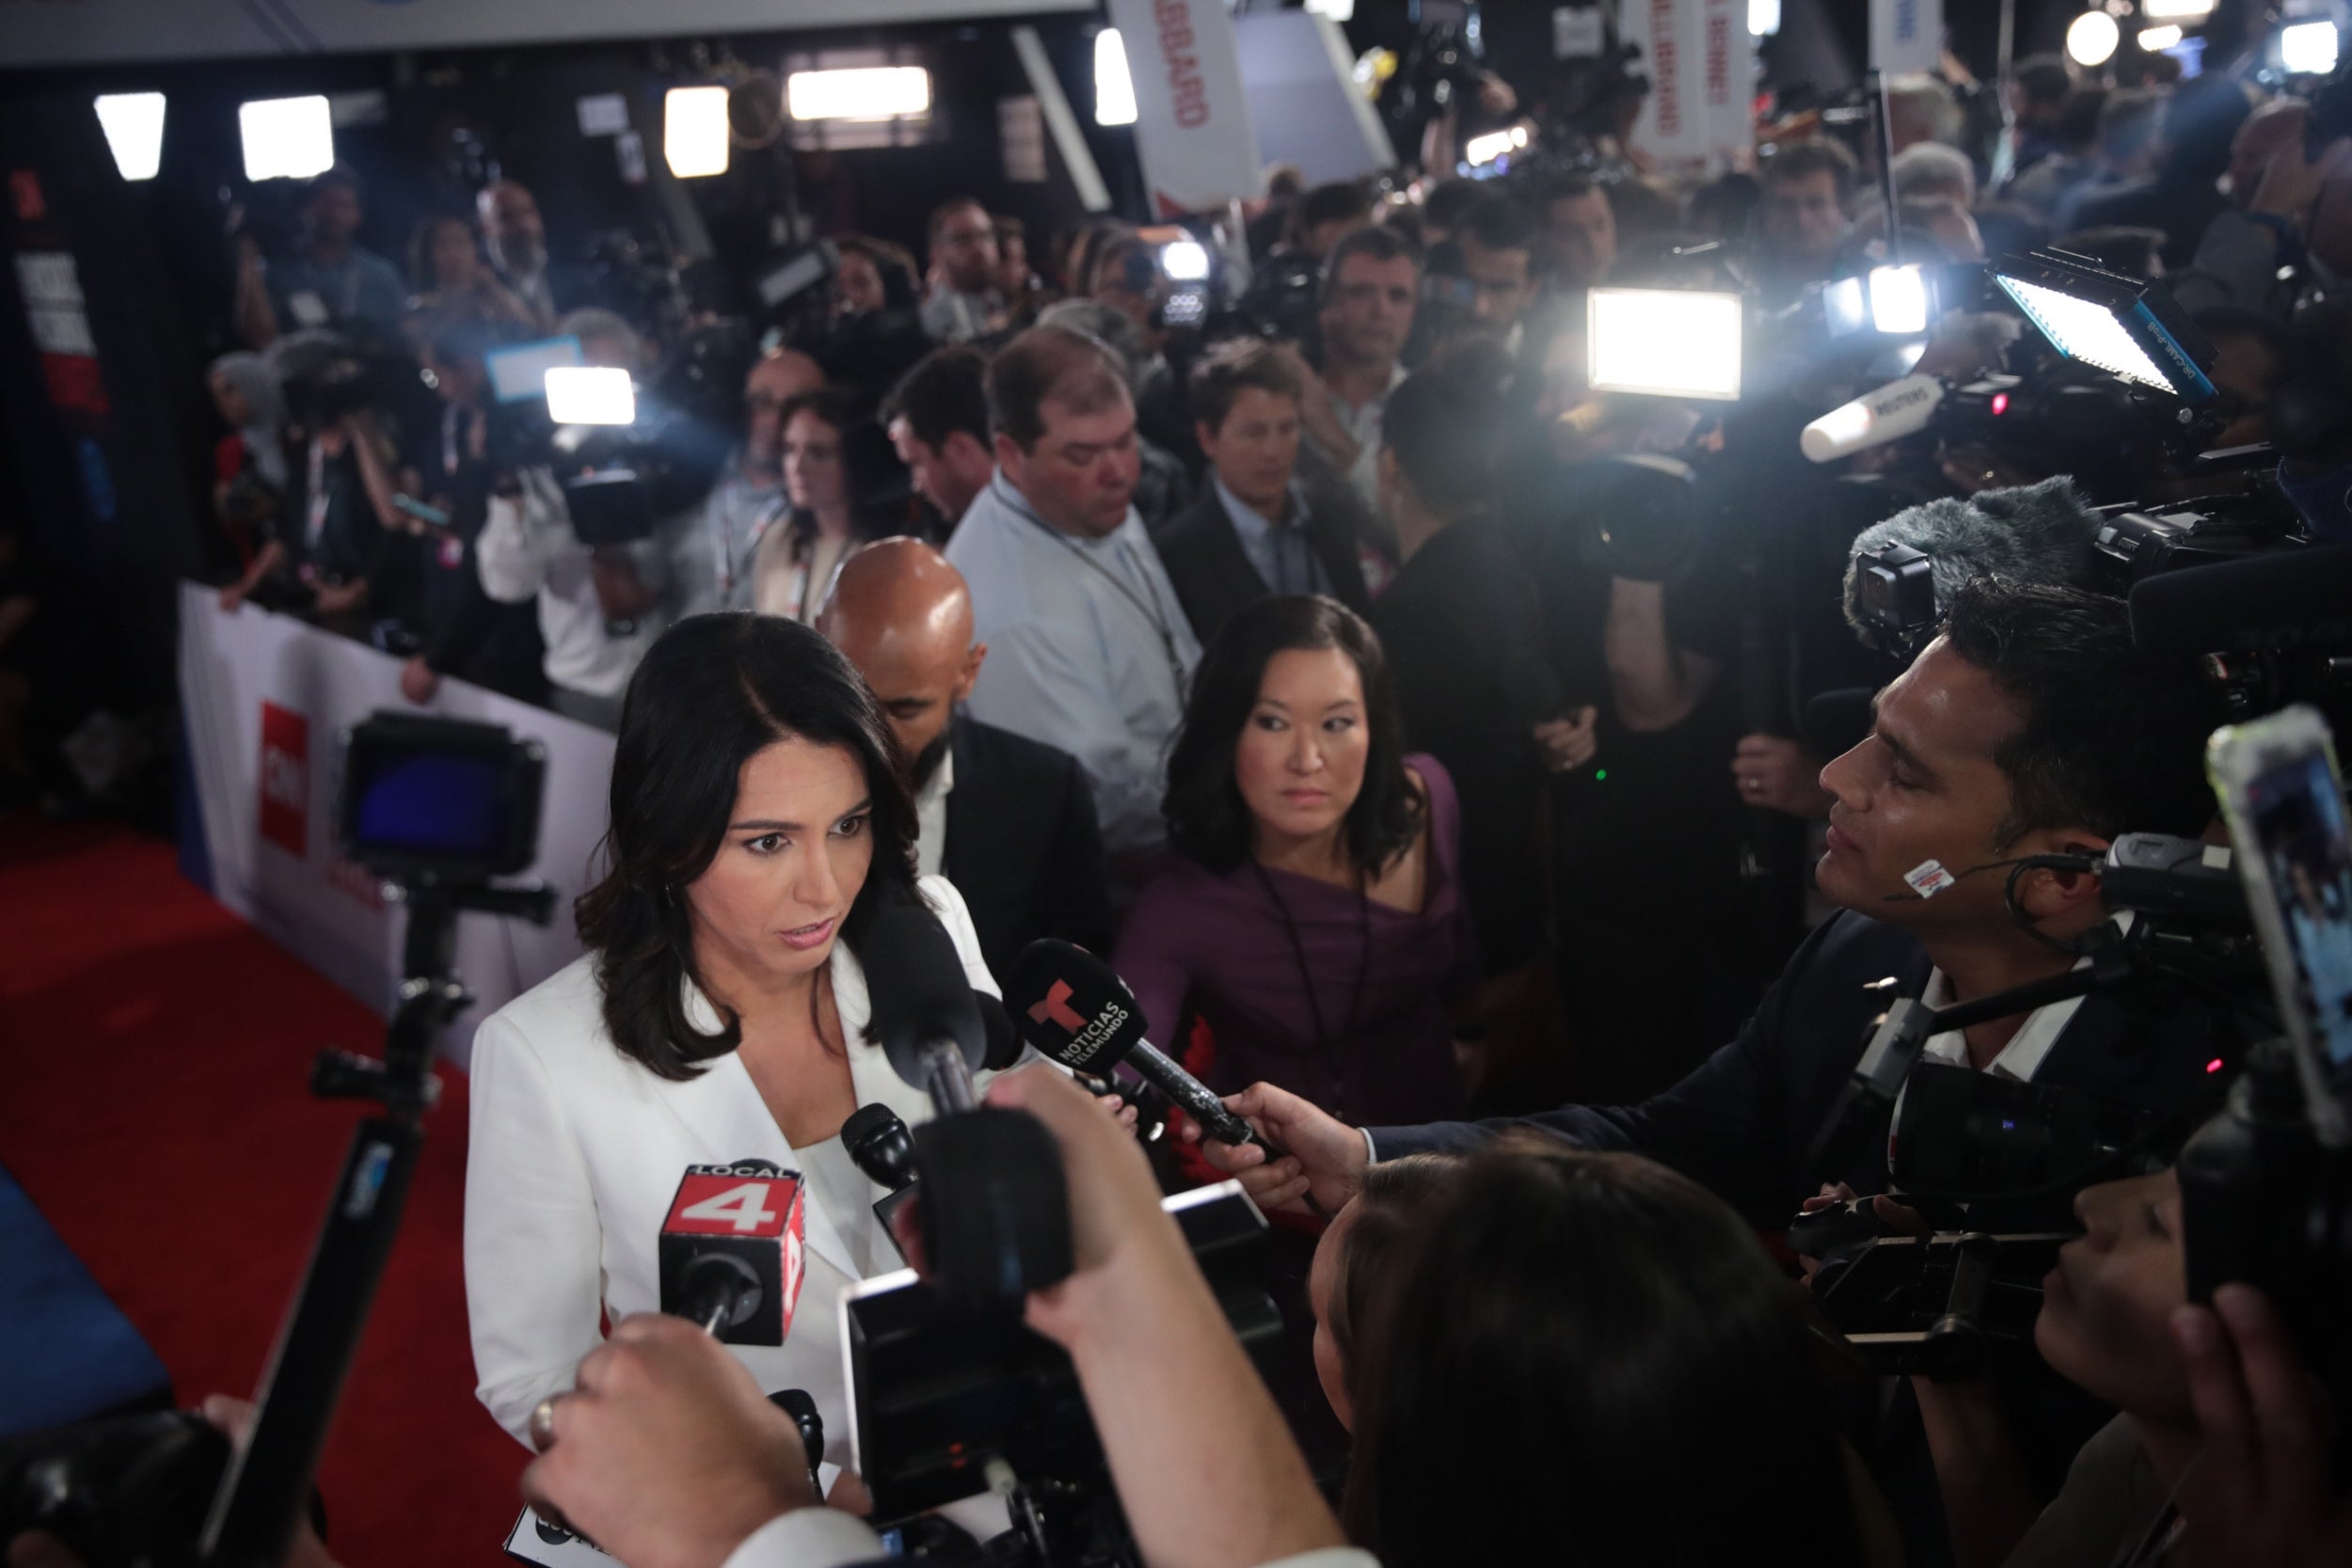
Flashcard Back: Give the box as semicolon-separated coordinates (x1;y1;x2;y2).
845;1184;1279;1534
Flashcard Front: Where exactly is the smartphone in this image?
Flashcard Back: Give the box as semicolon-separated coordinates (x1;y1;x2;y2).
2208;705;2352;1146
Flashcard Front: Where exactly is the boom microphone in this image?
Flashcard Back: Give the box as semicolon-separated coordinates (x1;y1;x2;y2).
1841;476;2103;650
658;1161;807;1344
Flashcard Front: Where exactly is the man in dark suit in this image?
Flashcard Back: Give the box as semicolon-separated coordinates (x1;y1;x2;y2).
1155;340;1371;652
817;538;1112;982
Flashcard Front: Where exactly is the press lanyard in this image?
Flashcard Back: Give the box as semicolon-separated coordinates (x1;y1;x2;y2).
995;479;1189;700
713;477;787;607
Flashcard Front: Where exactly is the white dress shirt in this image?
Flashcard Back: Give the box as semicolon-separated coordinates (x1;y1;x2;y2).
722;1511;1380;1568
464;877;1015;1467
944;474;1201;856
474;467;668;699
914;744;954;879
1317;363;1406;513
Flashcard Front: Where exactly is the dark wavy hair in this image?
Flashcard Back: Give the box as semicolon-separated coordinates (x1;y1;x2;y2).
1343;1138;1867;1568
574;613;919;1080
1162;596;1423;877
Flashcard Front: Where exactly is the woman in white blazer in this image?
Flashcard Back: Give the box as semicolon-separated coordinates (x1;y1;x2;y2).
464;612;1023;1479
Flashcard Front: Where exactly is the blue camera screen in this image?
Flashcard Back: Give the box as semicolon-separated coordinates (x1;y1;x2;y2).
353;752;509;858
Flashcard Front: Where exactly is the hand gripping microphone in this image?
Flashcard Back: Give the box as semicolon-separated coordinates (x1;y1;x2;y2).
657;1159;807;1343
1003;941;1329;1217
865;903;1073;1307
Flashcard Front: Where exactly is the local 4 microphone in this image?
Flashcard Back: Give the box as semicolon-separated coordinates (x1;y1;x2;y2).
658;1160;806;1344
842;1102;919;1261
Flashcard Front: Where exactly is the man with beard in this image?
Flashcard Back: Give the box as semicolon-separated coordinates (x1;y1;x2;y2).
478;180;581;331
817;537;1112;981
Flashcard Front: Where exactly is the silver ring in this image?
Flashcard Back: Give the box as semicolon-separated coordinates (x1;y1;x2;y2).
530;1397;560;1452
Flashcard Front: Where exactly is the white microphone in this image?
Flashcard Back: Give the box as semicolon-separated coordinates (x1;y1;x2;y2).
1801;373;1947;464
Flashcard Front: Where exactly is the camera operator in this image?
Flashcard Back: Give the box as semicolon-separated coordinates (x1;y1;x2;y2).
1289;226;1422;515
687;348;825;616
392;307;548;708
518;1067;1365;1568
233;167;407;351
1916;1166;2352;1568
2185;87;2352;316
474;309;670;729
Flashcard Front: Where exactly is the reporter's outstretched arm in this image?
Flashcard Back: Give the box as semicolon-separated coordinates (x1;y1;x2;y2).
987;1068;1362;1568
1188;1081;1369;1216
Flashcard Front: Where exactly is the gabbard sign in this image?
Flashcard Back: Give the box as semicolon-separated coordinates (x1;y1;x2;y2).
1106;0;1262;216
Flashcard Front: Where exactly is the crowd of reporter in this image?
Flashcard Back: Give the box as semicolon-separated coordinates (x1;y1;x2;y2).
14;35;2352;1568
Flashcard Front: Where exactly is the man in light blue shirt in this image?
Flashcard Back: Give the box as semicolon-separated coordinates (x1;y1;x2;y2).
944;326;1201;867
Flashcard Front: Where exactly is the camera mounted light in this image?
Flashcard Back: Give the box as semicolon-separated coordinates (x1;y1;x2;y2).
663;86;732;179
2066;9;2122;67
1159;238;1212;282
2281;19;2340;76
1587;288;1744;402
1991;248;2217;402
544;366;636;427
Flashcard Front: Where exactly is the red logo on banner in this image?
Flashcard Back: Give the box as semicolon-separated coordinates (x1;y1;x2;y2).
8;171;43;224
259;703;310;858
40;354;109;417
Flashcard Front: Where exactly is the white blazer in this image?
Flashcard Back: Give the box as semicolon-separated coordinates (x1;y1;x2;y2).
464;875;1006;1462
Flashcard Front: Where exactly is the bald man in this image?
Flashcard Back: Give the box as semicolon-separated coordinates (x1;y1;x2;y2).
818;538;1112;980
688;348;826;615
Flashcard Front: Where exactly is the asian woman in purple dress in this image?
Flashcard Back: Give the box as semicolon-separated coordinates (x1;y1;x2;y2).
1116;595;1478;1127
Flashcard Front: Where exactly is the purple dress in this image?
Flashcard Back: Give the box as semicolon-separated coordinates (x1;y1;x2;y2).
1113;755;1476;1127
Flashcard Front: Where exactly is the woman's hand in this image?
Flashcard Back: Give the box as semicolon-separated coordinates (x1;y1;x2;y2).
1731;734;1833;818
1534;706;1599;773
2173;1284;2352;1568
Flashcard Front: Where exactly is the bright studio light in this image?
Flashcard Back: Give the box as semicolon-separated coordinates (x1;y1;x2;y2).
238;96;334;182
2282;20;2340;75
2141;0;2215;17
1587;288;1745;402
1749;0;1782;36
95;93;165;182
786;67;931;122
544;366;637;426
2067;10;2122;67
663;86;731;179
1868;264;1931;335
2138;24;2184;50
1465;125;1530;167
1160;239;1211;281
1997;277;2170;389
1095;30;1138;127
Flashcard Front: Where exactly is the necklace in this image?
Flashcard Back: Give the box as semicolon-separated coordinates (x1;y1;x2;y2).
1249;857;1374;1101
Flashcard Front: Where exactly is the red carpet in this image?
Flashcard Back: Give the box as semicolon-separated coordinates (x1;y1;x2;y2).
0;814;525;1564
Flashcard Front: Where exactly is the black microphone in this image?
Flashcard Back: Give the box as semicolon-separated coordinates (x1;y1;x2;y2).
769;1388;824;1497
657;1160;807;1345
863;904;986;1114
1003;942;1330;1217
842;1102;920;1259
1003;941;1257;1142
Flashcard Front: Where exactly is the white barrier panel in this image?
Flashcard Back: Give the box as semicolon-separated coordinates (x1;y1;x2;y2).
1105;0;1262;217
179;583;612;1069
